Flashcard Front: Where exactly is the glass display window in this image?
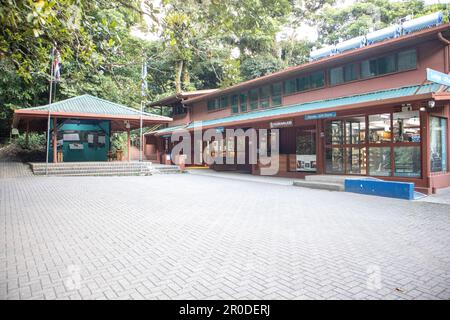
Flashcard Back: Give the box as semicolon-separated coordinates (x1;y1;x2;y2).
368;147;391;176
345;117;366;144
430;117;447;173
394;146;421;177
369;113;391;143
393;111;420;143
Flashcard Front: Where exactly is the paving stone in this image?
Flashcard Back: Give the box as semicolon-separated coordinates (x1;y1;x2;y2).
1;170;450;300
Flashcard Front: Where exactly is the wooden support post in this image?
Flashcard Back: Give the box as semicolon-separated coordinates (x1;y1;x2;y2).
25;120;29;149
127;128;131;162
53;117;57;163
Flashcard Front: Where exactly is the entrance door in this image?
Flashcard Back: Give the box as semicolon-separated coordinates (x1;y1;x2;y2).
295;126;317;172
324;117;367;175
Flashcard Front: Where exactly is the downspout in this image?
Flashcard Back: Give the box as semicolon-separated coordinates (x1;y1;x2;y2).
437;32;450;73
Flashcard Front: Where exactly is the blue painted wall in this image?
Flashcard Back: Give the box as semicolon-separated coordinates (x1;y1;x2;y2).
48;119;110;162
344;179;415;200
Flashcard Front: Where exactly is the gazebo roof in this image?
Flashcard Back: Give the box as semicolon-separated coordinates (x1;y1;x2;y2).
13;94;172;131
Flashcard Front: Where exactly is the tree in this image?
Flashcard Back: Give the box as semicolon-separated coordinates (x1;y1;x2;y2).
314;0;447;45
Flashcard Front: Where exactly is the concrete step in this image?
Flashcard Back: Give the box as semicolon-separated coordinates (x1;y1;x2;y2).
293;180;345;191
304;174;362;184
36;171;151;177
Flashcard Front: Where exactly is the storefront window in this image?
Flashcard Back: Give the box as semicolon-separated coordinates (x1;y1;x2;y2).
430;117;447;172
325;147;344;173
369;113;391;143
325;120;343;145
345;147;367;174
345;117;366;144
394;146;421;177
393;111;420;142
368;147;391;176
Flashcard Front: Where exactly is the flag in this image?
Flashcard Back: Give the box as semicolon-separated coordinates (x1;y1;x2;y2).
141;60;147;97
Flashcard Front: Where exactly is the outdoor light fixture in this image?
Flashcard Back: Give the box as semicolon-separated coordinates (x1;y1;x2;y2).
428;100;436;108
419;106;426;112
124;120;131;129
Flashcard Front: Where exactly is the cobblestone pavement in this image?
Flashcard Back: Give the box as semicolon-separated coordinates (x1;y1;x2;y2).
1;168;450;300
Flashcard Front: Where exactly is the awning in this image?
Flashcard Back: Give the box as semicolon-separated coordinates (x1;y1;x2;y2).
147;83;446;136
14;94;172;132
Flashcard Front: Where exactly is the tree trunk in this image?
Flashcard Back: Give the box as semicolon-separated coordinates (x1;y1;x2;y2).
175;60;184;93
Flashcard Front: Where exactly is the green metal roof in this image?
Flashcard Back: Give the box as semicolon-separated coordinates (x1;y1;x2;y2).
21;94;170;119
151;83;440;134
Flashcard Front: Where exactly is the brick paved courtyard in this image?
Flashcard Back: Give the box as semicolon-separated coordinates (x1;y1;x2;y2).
1;162;450;300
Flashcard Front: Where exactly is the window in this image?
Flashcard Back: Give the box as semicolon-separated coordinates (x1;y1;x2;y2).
345;147;367;174
361;50;417;79
325;120;344;145
240;93;248;112
219;96;229;109
325;147;344;173
330;64;358;86
393;111;420;142
345;117;366;144
430;117;447;172
297;76;310;91
369;114;391;143
394;146;421;177
309;71;324;89
284;79;297;94
207;98;219;111
271;83;282;107
259;85;270;108
296;126;317;172
231;95;239;114
249;89;259;110
398;49;417;71
369;147;391;176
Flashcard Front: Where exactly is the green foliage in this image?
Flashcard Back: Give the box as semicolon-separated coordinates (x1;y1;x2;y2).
314;0;448;44
240;54;285;81
17;132;46;150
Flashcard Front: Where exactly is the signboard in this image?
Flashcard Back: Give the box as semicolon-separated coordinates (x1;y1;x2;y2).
426;68;450;86
269;120;293;129
296;155;317;172
304;112;336;120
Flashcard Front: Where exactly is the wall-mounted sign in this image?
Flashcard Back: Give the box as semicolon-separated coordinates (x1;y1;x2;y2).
304;112;336;120
269;120;293;129
426;68;450;86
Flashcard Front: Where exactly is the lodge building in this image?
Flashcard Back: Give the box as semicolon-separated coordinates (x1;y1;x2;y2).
145;18;450;194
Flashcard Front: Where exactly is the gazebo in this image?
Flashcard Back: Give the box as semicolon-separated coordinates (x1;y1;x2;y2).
12;95;172;163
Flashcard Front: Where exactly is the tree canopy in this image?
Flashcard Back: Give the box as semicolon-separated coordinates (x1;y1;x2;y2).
0;0;445;139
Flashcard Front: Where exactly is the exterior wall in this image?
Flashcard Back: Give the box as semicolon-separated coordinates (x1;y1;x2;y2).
180;39;446;125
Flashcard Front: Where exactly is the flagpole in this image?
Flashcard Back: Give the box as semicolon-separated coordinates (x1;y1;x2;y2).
45;48;55;176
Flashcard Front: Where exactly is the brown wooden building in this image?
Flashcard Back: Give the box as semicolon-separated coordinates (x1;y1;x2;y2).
146;22;450;194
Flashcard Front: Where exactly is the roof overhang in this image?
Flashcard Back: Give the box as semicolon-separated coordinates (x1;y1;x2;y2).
13;110;172;132
185;24;450;105
147;84;450;136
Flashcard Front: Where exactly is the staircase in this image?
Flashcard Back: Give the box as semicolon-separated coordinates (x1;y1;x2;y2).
293;175;371;191
29;162;182;176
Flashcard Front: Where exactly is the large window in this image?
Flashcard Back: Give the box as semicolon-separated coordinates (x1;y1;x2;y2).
207;98;219;111
430;117;447;173
361;49;417;79
393;111;420;143
284;71;325;95
394;146;421;177
325;111;422;177
330;63;358;86
369;147;391;176
369;113;391;143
